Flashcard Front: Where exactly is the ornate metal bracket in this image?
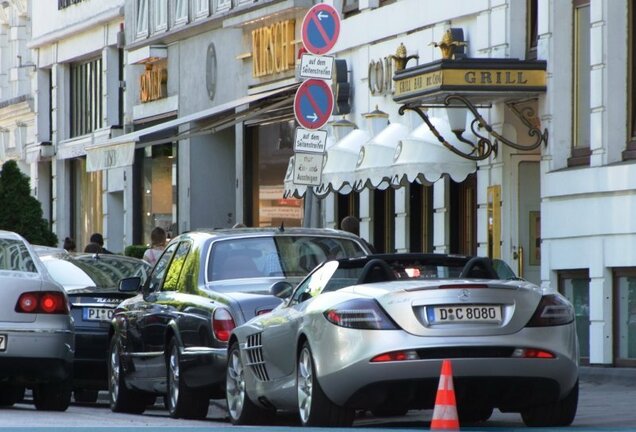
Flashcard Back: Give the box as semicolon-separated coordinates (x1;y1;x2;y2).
399;94;548;161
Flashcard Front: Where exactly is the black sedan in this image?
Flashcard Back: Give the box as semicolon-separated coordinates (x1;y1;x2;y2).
37;249;152;403
108;227;370;419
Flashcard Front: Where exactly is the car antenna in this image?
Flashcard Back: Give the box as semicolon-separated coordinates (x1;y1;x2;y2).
279;221;285;232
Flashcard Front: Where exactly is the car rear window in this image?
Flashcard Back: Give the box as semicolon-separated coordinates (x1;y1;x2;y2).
208;235;366;282
0;238;37;273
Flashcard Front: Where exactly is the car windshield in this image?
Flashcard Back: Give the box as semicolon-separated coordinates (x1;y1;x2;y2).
208;235;366;282
41;254;151;291
0;238;37;273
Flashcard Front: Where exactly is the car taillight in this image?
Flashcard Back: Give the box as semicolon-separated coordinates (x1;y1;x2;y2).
212;308;235;342
324;299;398;330
526;294;574;327
16;292;68;314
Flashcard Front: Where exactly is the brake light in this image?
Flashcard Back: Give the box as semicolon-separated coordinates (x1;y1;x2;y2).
212;308;235;342
526;294;574;327
512;348;555;359
324;299;398;330
370;350;419;362
16;292;68;314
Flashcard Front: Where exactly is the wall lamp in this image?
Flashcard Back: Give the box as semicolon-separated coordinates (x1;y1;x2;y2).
399;95;548;161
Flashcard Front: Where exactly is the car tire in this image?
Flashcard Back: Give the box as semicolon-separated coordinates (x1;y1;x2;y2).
521;380;578;427
166;338;209;419
108;336;146;414
297;342;354;427
33;381;72;411
74;389;99;404
0;385;24;406
226;341;275;425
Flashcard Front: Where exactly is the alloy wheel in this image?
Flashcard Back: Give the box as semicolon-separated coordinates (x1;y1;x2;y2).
226;348;246;420
297;347;313;424
109;342;120;403
168;344;180;411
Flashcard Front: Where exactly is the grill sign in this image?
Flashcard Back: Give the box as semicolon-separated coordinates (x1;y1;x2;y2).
429;305;501;323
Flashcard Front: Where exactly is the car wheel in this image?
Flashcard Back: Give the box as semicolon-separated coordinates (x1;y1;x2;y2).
0;385;24;406
33;381;72;411
297;342;354;427
521;380;579;427
166;338;209;419
108;336;146;414
226;341;275;425
74;389;99;404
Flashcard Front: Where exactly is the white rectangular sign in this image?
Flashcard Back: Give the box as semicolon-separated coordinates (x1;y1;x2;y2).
294;128;327;153
293;152;324;186
299;54;334;80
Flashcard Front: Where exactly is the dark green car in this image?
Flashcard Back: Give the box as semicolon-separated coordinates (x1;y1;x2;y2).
107;227;370;419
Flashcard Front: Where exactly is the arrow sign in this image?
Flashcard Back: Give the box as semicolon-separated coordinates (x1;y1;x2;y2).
294;79;334;130
301;3;341;55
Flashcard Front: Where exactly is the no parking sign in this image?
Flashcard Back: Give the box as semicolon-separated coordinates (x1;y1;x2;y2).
301;4;341;55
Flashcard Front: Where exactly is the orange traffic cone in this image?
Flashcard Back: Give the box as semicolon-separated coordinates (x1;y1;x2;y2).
430;359;460;431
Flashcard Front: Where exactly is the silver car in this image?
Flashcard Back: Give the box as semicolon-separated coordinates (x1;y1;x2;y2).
227;253;579;427
0;231;74;410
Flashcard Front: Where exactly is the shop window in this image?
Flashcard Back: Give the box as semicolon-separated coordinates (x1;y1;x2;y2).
559;270;590;364
336;192;359;230
625;2;636;159
70;57;103;138
613;269;636;366
372;188;394;253
247;120;302;228
409;182;433;253
58;0;86;9
450;173;477;256
71;158;103;252
136;0;149;38
140;143;177;245
526;0;538;60
568;0;591;167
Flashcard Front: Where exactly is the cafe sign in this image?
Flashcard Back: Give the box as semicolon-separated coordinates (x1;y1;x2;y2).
393;58;547;104
251;19;296;78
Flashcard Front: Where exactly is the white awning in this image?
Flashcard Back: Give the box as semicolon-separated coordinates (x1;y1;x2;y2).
86;85;297;172
389;117;476;187
315;129;371;197
352;123;410;192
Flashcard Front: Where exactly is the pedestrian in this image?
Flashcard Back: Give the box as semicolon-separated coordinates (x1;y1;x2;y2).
63;237;76;252
340;215;376;253
89;232;113;254
84;242;101;253
143;226;167;266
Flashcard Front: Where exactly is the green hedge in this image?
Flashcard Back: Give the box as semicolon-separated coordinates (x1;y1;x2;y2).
124;244;148;259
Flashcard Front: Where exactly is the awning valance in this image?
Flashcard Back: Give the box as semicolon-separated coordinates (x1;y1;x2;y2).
86;84;297;172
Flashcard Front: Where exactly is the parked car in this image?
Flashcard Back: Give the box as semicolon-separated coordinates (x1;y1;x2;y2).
108;227;370;418
226;253;579;427
0;230;74;411
36;249;152;403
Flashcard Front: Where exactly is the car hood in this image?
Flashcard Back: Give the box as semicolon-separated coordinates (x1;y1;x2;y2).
340;278;545;337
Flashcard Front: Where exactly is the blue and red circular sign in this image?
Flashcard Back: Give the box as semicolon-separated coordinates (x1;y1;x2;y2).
294;79;334;130
301;4;341;55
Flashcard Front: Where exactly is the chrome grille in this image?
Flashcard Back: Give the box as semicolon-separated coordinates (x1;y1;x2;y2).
245;333;269;381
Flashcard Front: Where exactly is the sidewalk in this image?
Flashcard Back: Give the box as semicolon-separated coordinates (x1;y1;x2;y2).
580;365;636;384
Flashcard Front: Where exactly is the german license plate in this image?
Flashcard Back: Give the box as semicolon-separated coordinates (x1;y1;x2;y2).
429;305;501;324
83;307;115;322
0;334;6;351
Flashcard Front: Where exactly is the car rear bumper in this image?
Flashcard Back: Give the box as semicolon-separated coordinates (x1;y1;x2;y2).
180;347;227;389
312;324;579;410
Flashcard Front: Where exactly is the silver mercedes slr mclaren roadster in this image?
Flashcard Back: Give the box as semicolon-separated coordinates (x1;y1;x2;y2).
226;253;579;427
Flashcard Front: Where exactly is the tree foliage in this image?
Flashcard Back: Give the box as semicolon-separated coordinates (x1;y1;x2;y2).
0;160;58;246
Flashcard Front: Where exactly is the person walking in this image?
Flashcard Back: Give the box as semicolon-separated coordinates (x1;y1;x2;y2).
89;233;113;254
143;226;167;266
340;215;376;253
63;237;76;252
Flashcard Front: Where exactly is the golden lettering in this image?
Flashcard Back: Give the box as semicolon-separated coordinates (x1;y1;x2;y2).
251;19;296;78
517;71;527;84
139;64;167;103
465;71;476;84
480;71;492;84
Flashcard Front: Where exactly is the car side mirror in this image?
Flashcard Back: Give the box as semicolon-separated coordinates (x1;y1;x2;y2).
270;280;293;299
119;276;141;293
